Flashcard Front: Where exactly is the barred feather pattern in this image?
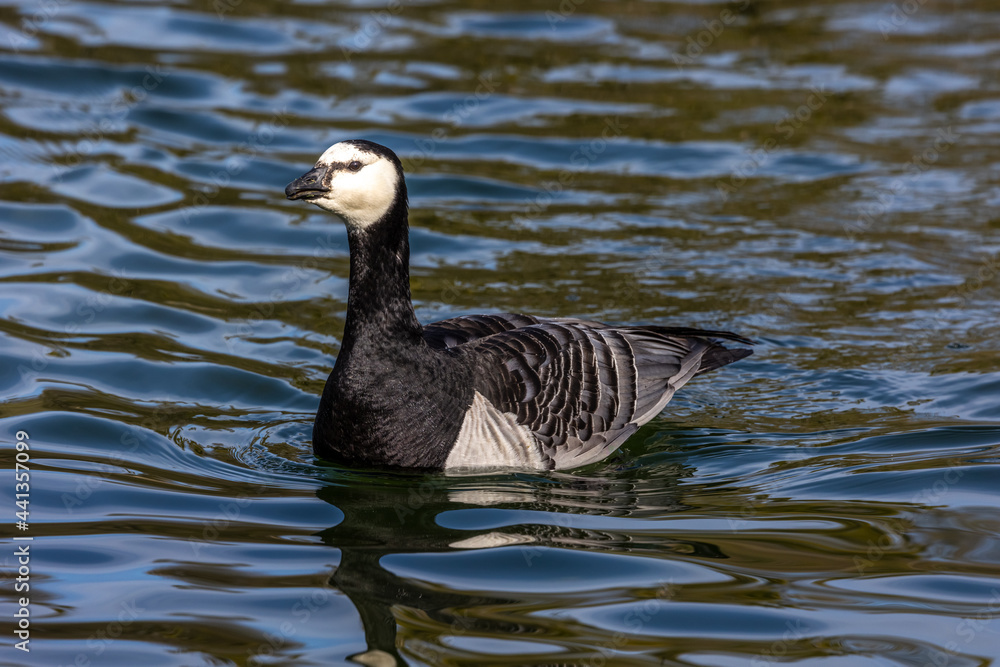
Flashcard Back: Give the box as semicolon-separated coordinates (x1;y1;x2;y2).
424;313;752;471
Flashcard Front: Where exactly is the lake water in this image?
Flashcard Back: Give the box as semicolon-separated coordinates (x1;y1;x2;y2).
2;0;1000;665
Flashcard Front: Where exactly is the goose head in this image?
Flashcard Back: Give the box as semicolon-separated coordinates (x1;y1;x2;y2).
285;139;406;228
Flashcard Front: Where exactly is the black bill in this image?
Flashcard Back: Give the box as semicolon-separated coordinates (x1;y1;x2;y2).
285;166;329;200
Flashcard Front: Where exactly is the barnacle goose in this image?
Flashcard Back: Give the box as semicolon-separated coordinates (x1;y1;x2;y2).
286;139;752;471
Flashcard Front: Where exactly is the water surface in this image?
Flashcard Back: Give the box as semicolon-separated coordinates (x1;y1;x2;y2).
1;0;1000;665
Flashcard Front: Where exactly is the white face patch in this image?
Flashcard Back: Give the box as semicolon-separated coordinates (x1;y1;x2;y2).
307;142;400;228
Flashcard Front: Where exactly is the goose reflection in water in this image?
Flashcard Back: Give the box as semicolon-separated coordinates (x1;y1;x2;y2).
315;463;727;666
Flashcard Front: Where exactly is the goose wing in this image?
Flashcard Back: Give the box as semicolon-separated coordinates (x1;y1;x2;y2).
423;313;544;348
464;321;752;470
423;313;613;348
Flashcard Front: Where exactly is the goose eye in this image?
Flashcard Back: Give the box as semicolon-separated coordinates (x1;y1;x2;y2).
347;161;363;172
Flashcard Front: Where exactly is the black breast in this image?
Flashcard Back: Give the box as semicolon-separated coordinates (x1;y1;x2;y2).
313;339;474;468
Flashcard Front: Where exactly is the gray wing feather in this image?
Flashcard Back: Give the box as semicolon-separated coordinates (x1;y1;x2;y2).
464;318;746;470
423;313;544;349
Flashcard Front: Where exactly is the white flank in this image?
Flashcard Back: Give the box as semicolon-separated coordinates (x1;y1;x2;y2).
309;142;399;228
348;649;397;667
449;532;537;549
448;490;528;504
444;391;546;471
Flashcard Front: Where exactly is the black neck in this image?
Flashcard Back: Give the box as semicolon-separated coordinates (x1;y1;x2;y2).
340;197;422;350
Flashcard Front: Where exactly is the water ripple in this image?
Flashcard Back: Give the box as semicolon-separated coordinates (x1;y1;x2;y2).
2;0;1000;665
